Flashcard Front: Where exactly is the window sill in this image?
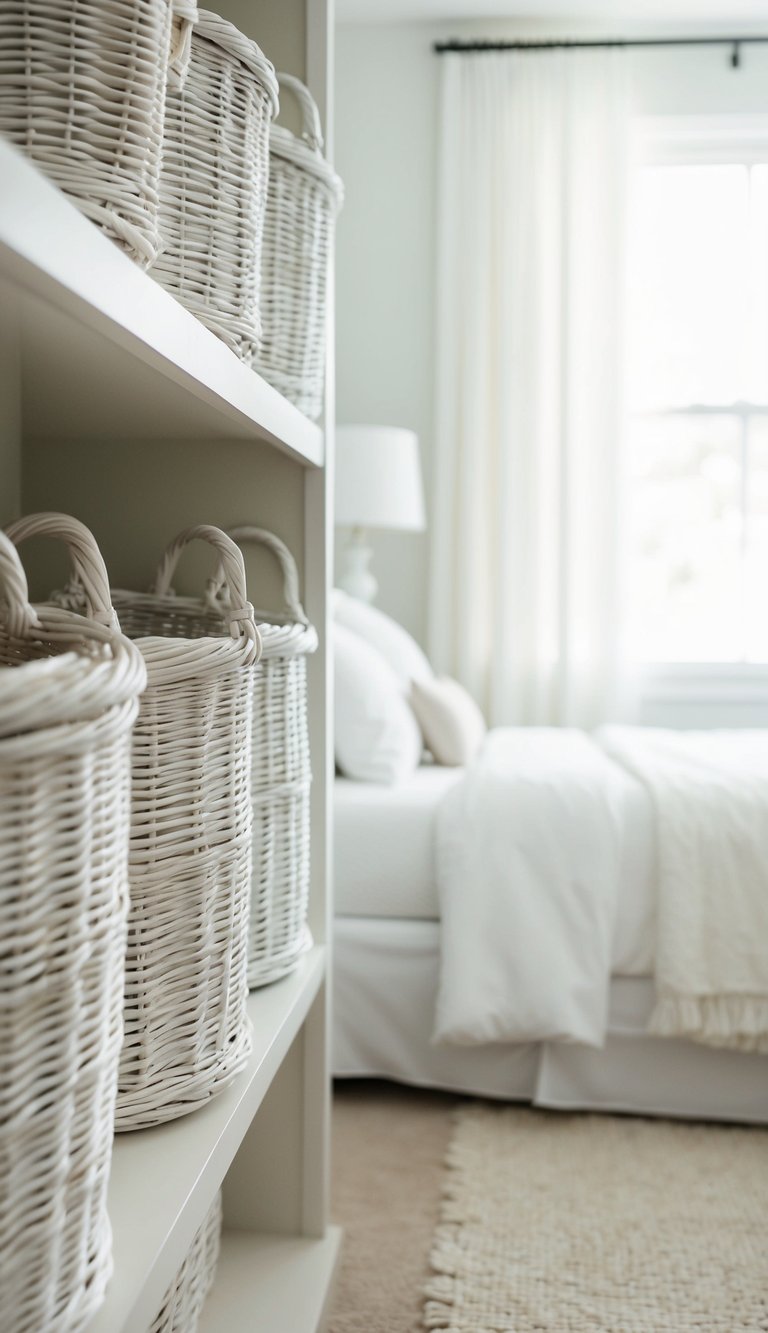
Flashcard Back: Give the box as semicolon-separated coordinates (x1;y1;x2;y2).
636;663;768;727
639;662;768;708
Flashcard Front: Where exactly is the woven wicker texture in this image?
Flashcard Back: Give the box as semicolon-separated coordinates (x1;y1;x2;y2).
150;1190;222;1333
30;518;262;1130
212;528;317;988
0;0;193;267
151;9;278;358
0;521;146;1333
426;1104;768;1332
113;526;260;1129
253;73;343;420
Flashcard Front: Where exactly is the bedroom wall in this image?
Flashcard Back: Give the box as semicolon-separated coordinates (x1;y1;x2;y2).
334;16;768;715
334;23;438;644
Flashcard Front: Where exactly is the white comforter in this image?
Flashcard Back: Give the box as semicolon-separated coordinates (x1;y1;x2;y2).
434;726;768;1052
434;728;630;1047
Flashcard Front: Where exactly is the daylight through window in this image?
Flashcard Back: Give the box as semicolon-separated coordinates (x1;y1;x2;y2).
627;136;768;663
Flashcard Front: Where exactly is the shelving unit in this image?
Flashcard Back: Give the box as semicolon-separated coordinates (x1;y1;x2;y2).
0;142;323;465
89;951;334;1333
0;1;338;1329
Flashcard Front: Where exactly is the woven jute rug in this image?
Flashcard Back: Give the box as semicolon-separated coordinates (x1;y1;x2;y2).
425;1104;768;1332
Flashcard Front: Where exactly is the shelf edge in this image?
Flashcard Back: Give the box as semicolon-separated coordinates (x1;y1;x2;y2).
87;948;326;1333
0;141;324;467
198;1226;343;1333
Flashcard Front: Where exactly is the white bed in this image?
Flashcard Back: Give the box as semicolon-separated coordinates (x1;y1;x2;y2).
333;762;768;1123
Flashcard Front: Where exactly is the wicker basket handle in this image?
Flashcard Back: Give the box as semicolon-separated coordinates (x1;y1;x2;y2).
5;512;119;631
0;531;41;639
168;0;198;91
208;527;310;627
276;72;324;152
152;524;262;654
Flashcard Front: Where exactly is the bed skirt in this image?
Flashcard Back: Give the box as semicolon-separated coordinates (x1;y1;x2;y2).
333;917;768;1124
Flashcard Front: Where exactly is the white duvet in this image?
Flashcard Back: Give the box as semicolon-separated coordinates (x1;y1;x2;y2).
434;726;768;1053
434;728;629;1047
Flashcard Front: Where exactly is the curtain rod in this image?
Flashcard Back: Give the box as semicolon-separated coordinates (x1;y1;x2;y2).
433;35;768;68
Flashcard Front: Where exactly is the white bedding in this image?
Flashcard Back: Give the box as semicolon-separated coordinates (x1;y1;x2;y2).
434;729;635;1047
334;766;463;919
334;765;656;976
435;726;768;1054
334;917;768;1122
599;726;768;1052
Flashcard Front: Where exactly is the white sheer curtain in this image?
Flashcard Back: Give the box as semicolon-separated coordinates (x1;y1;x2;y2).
429;50;633;728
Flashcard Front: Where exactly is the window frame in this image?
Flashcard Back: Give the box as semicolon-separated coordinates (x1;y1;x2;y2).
628;115;768;705
635;114;768;168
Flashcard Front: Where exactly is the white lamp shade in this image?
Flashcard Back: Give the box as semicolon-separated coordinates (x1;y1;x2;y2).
335;425;426;531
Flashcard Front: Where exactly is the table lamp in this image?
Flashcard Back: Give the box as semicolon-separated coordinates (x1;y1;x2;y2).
335;425;426;602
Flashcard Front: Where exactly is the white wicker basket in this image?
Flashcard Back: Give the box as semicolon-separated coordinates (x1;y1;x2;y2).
0;0;197;267
38;519;262;1130
253;73;343;420
0;519;146;1333
150;1191;222;1333
150;9;279;358
211;527;317;988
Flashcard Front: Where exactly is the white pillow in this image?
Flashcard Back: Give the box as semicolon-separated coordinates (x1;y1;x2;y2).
332;589;432;688
409;676;487;767
334;622;423;783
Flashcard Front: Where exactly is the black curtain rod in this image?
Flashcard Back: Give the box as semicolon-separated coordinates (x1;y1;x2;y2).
433;35;768;68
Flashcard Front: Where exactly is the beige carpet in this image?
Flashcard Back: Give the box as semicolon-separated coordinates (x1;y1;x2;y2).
426;1103;768;1332
330;1084;768;1333
329;1080;457;1333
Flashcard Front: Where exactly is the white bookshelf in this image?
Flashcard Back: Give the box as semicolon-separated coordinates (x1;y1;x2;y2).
0;2;338;1328
198;1229;342;1332
87;951;330;1333
0;142;323;466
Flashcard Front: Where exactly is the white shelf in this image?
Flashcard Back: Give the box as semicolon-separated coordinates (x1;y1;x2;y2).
0;141;323;467
199;1227;342;1333
88;948;326;1333
3;10;335;1332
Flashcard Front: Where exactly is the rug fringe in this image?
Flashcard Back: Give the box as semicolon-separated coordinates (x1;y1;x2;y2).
424;1249;459;1328
424;1123;467;1329
423;1297;458;1329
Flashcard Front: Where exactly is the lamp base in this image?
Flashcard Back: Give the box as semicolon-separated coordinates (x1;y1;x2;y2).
338;529;378;602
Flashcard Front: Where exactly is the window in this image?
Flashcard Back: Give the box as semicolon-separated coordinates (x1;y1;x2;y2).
626;119;768;665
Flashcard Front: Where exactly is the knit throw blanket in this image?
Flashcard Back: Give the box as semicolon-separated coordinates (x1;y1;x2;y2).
598;727;768;1053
